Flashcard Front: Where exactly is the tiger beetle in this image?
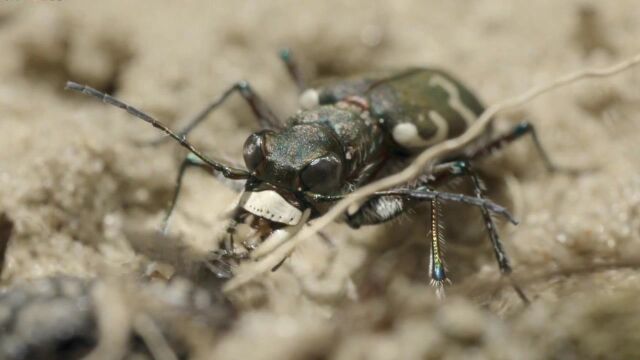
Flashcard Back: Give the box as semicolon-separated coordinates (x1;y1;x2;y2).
65;48;560;301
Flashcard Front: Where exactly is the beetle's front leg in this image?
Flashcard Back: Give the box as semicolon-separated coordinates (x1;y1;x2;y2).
343;184;519;297
429;161;513;274
428;197;448;298
343;185;517;228
205;211;250;279
344;195;409;229
161;153;246;234
430;160;530;303
344;192;450;295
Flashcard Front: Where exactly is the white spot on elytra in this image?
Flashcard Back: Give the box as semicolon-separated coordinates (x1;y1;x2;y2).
392;111;448;149
393;123;423;148
429;75;477;127
428;111;449;142
299;88;319;110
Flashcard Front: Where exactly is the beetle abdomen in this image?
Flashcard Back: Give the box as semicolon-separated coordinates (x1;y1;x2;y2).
367;68;485;152
313;68;485;153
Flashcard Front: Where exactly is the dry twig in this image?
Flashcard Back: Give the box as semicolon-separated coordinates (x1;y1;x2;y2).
225;52;640;292
84;281;132;360
134;314;179;360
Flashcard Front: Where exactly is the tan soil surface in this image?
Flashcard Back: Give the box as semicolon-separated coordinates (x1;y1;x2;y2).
1;1;640;359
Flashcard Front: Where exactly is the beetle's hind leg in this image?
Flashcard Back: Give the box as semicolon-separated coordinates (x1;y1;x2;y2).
469;121;580;174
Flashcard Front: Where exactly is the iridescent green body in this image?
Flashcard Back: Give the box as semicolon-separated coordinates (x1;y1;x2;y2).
313;68;485;153
64;58;547;293
249;68;487;283
286;105;386;188
252;68;486;202
292;69;486;283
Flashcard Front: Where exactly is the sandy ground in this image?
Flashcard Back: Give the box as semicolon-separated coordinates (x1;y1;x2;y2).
1;1;640;359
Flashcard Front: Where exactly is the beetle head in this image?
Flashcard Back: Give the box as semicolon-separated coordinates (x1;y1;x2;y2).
243;124;346;193
239;123;346;225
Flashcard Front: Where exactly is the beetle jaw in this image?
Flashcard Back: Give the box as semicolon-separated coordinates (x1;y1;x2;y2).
239;190;304;226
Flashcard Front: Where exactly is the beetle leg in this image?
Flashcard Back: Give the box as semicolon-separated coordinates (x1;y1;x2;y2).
278;48;306;92
439;162;513;271
205;217;250;279
429;160;530;303
375;188;518;225
314;188;517;225
344;183;517;225
344;195;409;228
428;198;448;299
467;164;512;272
468;121;565;173
343;175;527;299
147;81;281;146
205;250;236;279
161;154;246;235
464;166;530;303
343;190;449;298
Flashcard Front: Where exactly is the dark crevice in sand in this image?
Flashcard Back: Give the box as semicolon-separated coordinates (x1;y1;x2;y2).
0;213;13;278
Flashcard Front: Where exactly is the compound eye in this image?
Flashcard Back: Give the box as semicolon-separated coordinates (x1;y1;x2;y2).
243;132;268;171
301;156;343;193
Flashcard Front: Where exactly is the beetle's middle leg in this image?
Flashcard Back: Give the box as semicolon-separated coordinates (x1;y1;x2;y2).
150;81;281;145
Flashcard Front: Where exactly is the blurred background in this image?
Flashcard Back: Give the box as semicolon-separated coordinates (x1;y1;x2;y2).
0;1;640;359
